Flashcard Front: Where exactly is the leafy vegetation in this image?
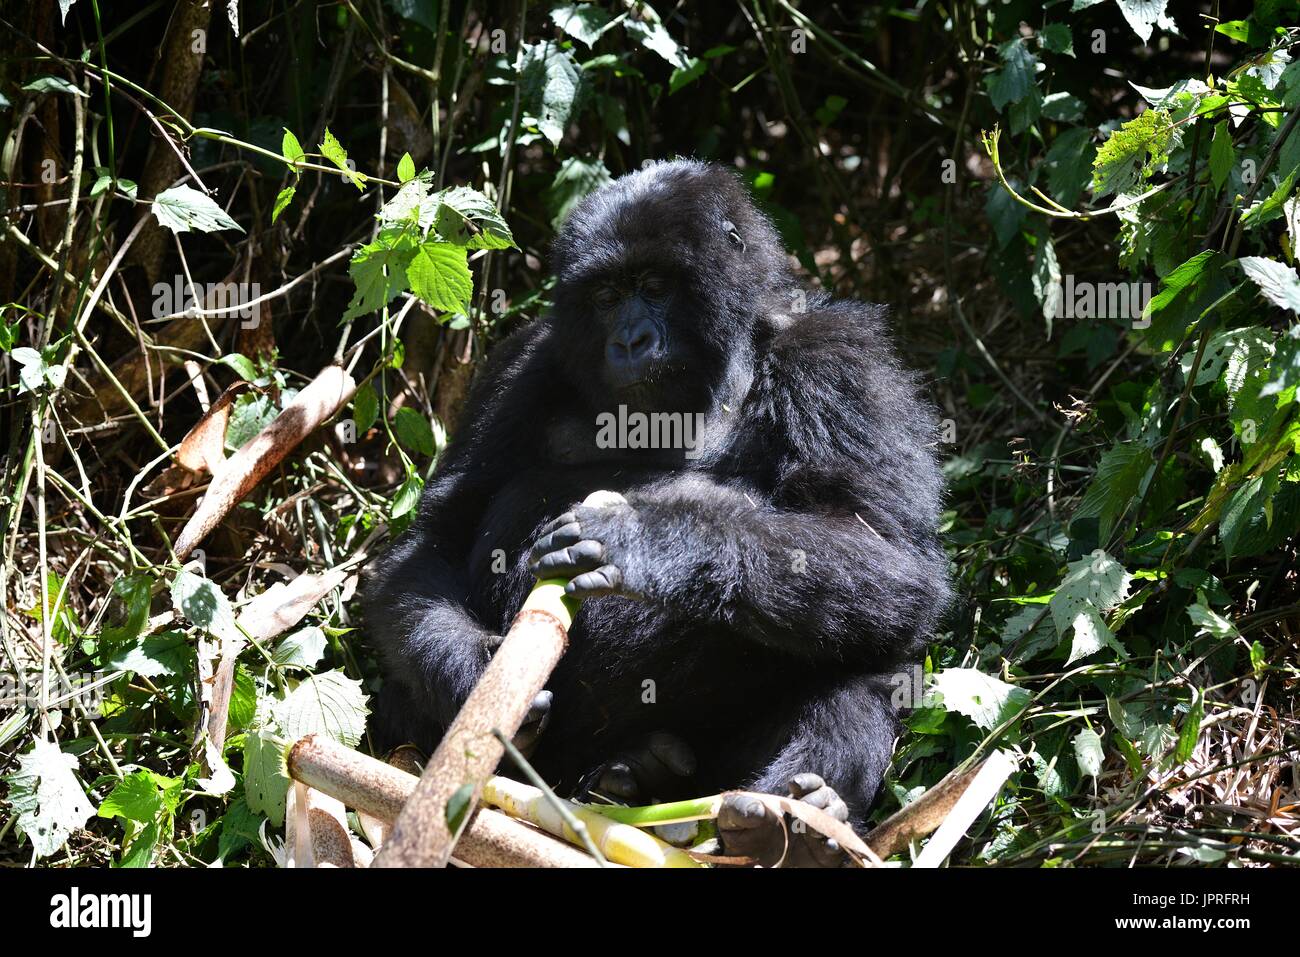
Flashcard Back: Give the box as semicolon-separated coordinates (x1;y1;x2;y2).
0;1;1298;867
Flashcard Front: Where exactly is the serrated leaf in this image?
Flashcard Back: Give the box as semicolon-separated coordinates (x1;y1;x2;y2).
274;670;369;747
545;155;614;228
320;128;366;191
23;76;89;97
1074;728;1105;778
984;38;1039;111
393;406;436;456
104;631;190;678
343;231;416;323
390;473;423;520
102;573;153;647
519;42;585;147
171;568;237;642
97;770;163;825
1074;443;1154;541
550;3;615;48
436;186;516;250
271;186;295;224
151;184;244;234
1237;256;1300;313
1049;552;1133;664
243;726;289;826
1186;603;1240;638
1091;109;1178;198
1115;0;1174;44
927;668;1031;731
273;626;328;670
624;12;692;70
5;739;96;858
407;240;472;314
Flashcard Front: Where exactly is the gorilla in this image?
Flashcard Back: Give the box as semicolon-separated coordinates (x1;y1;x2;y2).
365;159;951;865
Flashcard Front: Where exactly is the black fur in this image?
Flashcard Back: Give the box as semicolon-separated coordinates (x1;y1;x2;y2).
364;160;951;827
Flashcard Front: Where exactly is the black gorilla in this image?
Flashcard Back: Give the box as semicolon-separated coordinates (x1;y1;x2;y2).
365;160;950;861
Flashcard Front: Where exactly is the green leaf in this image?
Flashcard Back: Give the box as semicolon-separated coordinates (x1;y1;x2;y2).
271;186;296;224
1220;474;1270;561
926;668;1031;731
1045;128;1096;207
1074;728;1104;778
1115;0;1173;44
1091;108;1178;198
352;383;379;433
435;185;516;250
274;670;369;747
396;152;416;183
393;406;436;457
624;9;692;70
407;240;473;314
1039;23;1074;56
1174;691;1204;764
281;128;305;166
984;38;1039;111
1074;443;1155;541
243;726;289;827
1186;603;1240;639
1236;256;1300;314
519;42;585;147
102;573;153;647
1240;169;1296;230
170;568;237;641
4;739;96;858
224;392;277;451
104;631;190;678
446;781;476;834
1209;121;1233;191
273;626;328;670
23;76;88;97
544;155;614;228
390;472;424;520
151;184;244;234
219;353;258;381
319;128;366;191
1049;552;1133;664
97;770;163;824
550;3;615;47
343;230;416;323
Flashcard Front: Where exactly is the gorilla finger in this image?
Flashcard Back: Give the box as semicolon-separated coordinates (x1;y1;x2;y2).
531;540;606;577
646;731;697;777
538;512;578;538
529;522;583;560
787;772;827;799
595;761;640;802
565;564;625;598
798;786;849;823
718;793;775;832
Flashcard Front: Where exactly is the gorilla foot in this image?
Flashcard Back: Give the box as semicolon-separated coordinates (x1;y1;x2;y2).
718;773;852;868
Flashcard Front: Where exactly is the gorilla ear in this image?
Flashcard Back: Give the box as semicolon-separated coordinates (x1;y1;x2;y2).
722;219;746;254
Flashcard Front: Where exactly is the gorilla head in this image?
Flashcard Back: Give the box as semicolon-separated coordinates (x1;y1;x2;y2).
549;161;792;412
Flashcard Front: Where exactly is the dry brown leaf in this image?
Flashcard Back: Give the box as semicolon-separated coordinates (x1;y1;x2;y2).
175;380;249;475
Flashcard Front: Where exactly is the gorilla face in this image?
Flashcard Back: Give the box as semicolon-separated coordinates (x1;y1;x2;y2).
549;161;792;414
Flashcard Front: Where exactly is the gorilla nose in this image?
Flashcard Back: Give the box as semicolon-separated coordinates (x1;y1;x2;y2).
606;317;661;381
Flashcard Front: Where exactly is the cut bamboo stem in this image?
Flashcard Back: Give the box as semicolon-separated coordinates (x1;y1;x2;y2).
371;580;575;868
287;733;606;868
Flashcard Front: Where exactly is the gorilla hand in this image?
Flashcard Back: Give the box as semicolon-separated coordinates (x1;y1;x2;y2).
576;731;697;804
718;773;852;868
528;495;643;600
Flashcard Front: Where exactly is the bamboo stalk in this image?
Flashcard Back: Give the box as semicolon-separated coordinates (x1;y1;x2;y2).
287;734;606;867
368;580;575;867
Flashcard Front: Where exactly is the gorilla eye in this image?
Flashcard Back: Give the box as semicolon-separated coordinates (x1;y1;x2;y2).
640;274;669;299
593;286;621;310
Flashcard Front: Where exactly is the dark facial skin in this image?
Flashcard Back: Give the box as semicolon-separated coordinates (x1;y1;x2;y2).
596;271;673;392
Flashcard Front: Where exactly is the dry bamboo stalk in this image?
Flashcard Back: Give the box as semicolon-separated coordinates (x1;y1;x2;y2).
287;733;603;867
174;364;356;559
863;758;989;860
372;583;573;868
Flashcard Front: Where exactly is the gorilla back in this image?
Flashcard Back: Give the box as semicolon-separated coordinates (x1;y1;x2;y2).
364;159;951;831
